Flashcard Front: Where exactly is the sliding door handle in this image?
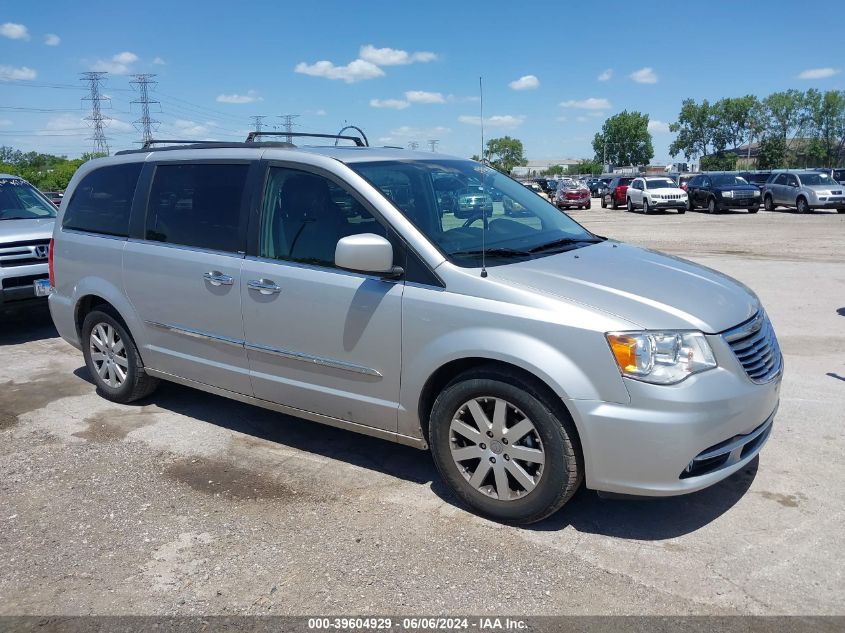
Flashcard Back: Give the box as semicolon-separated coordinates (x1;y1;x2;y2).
203;271;234;286
247;279;281;295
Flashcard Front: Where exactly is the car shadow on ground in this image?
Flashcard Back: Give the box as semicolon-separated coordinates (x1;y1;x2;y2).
74;368;759;539
0;304;57;346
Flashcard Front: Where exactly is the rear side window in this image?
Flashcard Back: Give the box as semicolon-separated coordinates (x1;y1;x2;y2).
63;163;142;236
145;163;249;253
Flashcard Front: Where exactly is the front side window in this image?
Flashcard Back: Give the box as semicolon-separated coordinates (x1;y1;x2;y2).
0;177;57;221
774;173;788;185
258;167;388;268
145;163;249;253
62;163;141;236
350;160;599;267
786;174;799;187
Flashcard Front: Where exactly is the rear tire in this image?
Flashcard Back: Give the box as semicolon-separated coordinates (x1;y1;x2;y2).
429;368;583;525
81;308;159;403
764;194;775;211
586;200;592;209
611;196;619;210
600;195;607;208
837;208;845;214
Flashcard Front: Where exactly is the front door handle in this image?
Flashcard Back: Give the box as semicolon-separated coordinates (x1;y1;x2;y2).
203;271;234;286
247;279;281;295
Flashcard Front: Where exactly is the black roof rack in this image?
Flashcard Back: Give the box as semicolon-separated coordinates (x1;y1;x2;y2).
115;140;295;155
245;131;367;146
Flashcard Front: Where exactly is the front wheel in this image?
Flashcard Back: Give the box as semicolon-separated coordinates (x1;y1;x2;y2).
626;197;633;212
708;198;717;214
796;197;811;214
586;200;592;209
837;208;845;214
642;198;651;214
82;308;159;403
429;369;582;525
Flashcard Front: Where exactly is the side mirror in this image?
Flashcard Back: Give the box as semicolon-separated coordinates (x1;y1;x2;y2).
335;233;401;276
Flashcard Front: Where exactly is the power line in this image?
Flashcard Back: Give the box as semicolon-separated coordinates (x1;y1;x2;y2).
277;114;300;144
407;141;419;150
80;72;111;155
250;115;268;133
428;139;439;152
130;73;160;146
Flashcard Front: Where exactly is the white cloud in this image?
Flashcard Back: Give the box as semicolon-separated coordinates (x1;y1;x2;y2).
91;51;139;75
648;120;671;133
560;97;611;110
0;118;12;127
0;65;37;81
216;89;262;104
294;58;384;83
389;125;451;137
508;74;539;91
152;56;166;65
405;90;446;104
370;98;410;110
44;33;60;46
597;68;613;81
576;116;589;123
315;109;327;116
458;114;525;129
1;22;29;40
797;67;840;79
359;44;437;66
629;67;658;84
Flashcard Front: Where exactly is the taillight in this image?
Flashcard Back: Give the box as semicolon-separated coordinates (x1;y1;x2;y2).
681;183;688;191
48;238;55;287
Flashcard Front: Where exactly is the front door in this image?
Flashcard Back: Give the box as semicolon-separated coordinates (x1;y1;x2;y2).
240;165;403;432
123;162;253;394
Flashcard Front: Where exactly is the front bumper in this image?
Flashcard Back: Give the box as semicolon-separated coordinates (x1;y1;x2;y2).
652;200;687;209
718;197;760;210
810;197;845;209
567;335;782;496
0;265;50;308
558;197;590;206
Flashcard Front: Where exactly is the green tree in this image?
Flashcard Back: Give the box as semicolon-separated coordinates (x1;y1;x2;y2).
802;89;845;167
541;164;565;176
700;153;737;171
669;99;715;160
757;136;787;169
592;111;654;167
570;159;602;175
484;136;527;173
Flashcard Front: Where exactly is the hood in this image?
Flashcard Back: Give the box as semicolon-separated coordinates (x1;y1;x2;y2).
488;241;759;333
0;217;55;243
804;184;843;192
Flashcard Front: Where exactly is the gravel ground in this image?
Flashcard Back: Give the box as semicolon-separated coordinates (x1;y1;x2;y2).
1;205;843;616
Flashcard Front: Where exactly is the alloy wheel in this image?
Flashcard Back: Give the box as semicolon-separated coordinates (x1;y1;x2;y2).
89;323;129;388
449;397;545;501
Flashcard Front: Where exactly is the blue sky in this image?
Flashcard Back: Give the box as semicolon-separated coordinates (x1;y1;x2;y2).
1;0;843;161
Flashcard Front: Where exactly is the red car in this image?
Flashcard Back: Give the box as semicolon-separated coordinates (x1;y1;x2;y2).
554;179;591;210
600;176;633;210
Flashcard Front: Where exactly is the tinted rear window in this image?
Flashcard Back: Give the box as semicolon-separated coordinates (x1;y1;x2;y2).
63;163;142;236
145;163;249;253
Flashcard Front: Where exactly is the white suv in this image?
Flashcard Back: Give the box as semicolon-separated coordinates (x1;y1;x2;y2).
626;177;687;214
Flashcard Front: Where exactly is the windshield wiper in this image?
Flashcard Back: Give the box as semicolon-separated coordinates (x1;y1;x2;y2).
528;236;602;253
450;247;533;258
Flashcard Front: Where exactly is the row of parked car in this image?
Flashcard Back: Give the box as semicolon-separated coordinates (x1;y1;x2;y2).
568;168;845;215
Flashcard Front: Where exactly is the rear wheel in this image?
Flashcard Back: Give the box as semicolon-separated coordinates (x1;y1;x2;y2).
82;308;158;403
764;194;776;211
586;200;592;209
687;196;695;212
600;195;607;208
429;369;582;525
837;208;845;214
611;195;619;210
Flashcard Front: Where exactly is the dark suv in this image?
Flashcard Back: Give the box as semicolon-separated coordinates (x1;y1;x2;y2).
600;176;634;210
686;173;761;214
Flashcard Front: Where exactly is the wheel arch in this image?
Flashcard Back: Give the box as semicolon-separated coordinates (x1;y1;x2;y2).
71;278;147;361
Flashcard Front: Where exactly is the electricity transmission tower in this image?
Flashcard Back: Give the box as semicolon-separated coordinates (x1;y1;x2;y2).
277;114;300;143
129;74;160;146
250;115;268;134
407;141;419;150
80;72;111;155
428;139;439;152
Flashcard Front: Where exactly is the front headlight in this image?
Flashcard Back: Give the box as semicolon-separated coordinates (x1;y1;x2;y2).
753;190;761;196
722;190;734;198
606;331;717;385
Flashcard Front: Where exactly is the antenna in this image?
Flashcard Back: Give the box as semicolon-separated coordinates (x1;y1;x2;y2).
479;76;488;279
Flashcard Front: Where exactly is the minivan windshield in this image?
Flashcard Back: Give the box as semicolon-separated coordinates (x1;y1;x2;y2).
350;160;600;266
0;177;57;220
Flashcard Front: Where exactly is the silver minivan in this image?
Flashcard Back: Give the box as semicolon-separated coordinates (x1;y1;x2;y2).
48;136;782;524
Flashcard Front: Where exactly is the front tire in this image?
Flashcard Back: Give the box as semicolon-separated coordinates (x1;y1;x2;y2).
642;198;651;214
82;308;159;403
586;200;592;209
626;197;633;212
429;369;582;525
708;197;717;214
796;197;810;214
